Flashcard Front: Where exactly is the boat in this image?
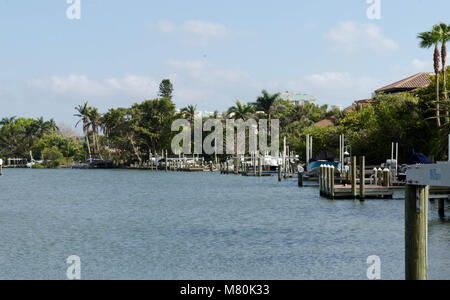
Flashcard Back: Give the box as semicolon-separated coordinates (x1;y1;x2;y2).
305;150;341;177
72;158;115;169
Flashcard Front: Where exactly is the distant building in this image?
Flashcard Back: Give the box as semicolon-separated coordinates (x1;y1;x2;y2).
279;92;317;106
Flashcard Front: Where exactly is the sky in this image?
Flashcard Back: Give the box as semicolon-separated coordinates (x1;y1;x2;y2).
0;0;449;128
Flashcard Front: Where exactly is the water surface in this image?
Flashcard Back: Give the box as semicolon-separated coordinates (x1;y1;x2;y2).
0;169;448;279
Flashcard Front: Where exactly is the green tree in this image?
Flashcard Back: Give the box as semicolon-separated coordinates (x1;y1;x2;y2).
227;100;255;121
255;90;280;115
74;102;92;159
159;79;174;100
437;23;450;121
418;26;444;127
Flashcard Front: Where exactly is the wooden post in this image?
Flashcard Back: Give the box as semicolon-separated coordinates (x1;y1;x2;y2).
278;164;282;182
234;158;239;175
320;165;324;194
374;168;378;186
438;199;445;218
164;151;168;172
324;166;329;196
405;185;429;280
351;157;357;199
0;158;3;176
383;168;390;187
359;156;365;201
330;166;335;199
258;157;262;177
298;171;303;187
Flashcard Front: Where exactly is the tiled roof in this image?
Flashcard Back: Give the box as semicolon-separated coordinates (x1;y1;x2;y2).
344;99;373;112
314;119;334;128
375;72;432;93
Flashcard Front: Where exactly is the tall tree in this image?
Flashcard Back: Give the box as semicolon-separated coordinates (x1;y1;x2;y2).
158;79;174;100
437;23;450;123
181;105;197;124
87;107;102;158
255;90;280;114
74;102;92;159
418;26;442;127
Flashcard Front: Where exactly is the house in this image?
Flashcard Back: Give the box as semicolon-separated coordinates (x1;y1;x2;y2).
375;72;432;94
279;92;317;106
344;72;433;112
344;98;373;112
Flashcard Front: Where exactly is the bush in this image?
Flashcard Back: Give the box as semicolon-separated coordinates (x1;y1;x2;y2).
42;146;64;168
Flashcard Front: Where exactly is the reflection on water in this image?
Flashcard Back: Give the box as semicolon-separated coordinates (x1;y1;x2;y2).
0;169;448;279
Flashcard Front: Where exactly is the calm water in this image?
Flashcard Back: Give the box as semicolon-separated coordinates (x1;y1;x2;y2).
0;169;448;280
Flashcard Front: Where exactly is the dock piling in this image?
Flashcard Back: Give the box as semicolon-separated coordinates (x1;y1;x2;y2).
330;166;335;199
351;157;357;199
405;184;429;280
360;156;365;201
438;199;446;218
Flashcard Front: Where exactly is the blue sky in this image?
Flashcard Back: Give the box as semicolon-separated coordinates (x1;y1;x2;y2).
0;0;449;127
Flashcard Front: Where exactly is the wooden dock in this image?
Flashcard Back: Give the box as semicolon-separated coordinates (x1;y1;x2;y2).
322;184;394;200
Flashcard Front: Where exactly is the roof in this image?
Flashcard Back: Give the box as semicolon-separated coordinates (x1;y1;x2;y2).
375;72;432;93
344;99;373;112
314;119;334;128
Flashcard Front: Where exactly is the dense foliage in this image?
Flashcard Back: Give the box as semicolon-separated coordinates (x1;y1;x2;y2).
1;71;450;168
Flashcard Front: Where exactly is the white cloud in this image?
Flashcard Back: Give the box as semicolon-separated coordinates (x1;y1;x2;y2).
167;59;252;85
392;58;432;73
182;20;230;39
155;20;231;44
268;72;380;105
325;21;398;53
29;74;159;99
156;20;176;34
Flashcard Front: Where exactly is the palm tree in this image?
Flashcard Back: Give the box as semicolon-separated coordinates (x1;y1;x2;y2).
255;90;280;115
87;107;102;158
437;23;450;122
181;105;197;124
74;102;92;159
227;100;255;121
0;116;17;126
418;26;442;127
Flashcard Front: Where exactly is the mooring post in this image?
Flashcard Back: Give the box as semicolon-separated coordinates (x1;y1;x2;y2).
438;199;445;218
359;156;365;201
351;157;357;199
373;168;378;186
320;165;324;194
405;184;429;280
330;166;335;199
234;158;239;175
298;170;303;187
278;163;282;182
383;168;390;187
324;165;329;196
0;158;3;176
258;157;262;177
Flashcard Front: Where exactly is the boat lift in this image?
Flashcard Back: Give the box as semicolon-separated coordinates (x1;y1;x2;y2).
403;134;449;280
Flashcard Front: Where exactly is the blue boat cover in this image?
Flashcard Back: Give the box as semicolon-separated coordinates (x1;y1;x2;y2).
407;149;432;165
